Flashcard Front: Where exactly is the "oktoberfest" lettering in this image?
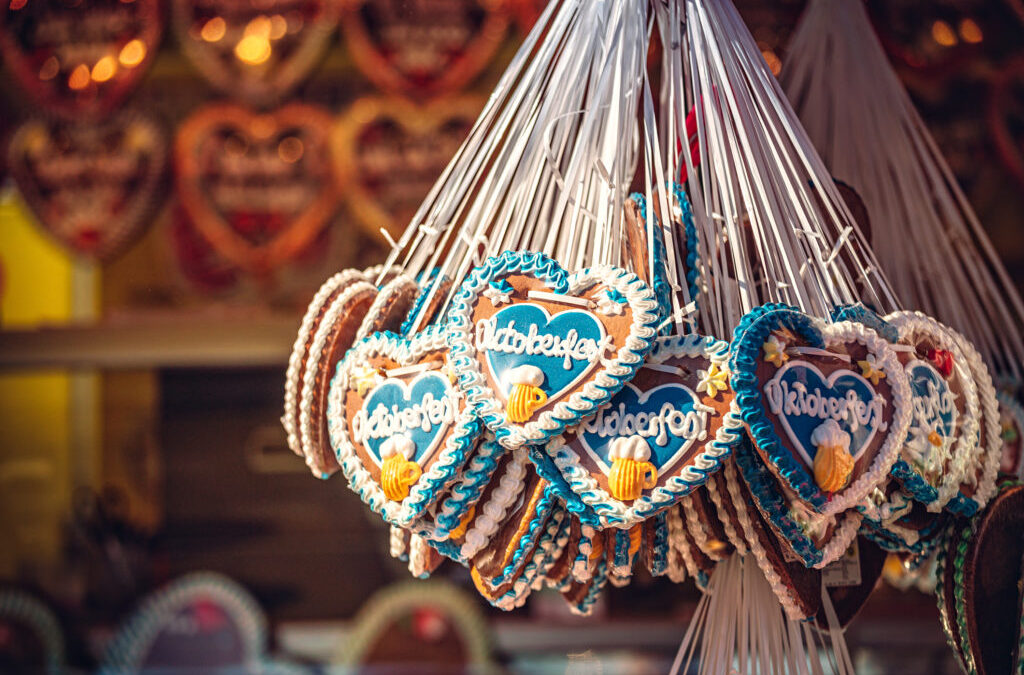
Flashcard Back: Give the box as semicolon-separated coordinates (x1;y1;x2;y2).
764;375;888;434
581;398;710;448
352;389;457;444
475;317;613;370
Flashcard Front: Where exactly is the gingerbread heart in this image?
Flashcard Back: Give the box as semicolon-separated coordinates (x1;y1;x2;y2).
175;102;338;274
447;251;661;449
8;114;166;260
535;334;742;528
327;327;483;527
729;305;911;566
340;0;508;98
882;311;981;514
172;0;338;105
332;96;482;238
0;0;162;118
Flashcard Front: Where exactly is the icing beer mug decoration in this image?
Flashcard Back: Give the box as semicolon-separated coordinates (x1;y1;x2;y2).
378;435;423;501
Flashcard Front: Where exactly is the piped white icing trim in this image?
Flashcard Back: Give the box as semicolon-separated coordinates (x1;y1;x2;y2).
356;275;418;341
722;462;804;620
705;479;748;555
664;506;691;584
949;328;1001;510
389;525;409;560
681;496;727;562
298;280;378;475
460;448;529;560
283;269;368;457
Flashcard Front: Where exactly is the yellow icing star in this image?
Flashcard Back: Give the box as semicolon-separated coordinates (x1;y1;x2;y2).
353;365;382;397
763;334;789;367
858;355;887;385
697;363;730;398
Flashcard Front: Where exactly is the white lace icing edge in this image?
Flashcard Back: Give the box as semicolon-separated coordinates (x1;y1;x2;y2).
298;280;378;475
355;275;418;342
722;462;804;621
493;510;567;610
283;269;366;456
705;478;748;555
886;311;982;510
948;326;1001;509
389;525;409;560
407;534;432;578
680;495;728;562
664;506;693;584
571;525;597;583
452;262;659;449
459;447;529;561
813;320;914;518
329;329;478;526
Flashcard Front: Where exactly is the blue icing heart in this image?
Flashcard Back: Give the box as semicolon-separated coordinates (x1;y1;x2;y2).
905;360;957;440
762;361;888;467
577;382;711;473
478;302;610;400
353;372;457;465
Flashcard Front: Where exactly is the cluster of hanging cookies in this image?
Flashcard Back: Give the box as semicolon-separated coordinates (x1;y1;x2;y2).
282;185;1024;630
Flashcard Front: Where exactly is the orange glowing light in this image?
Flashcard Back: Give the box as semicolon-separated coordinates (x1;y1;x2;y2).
959;18;983;44
119;39;147;67
91;55;117;83
200;17;226;42
931;20;957;47
245;16;272;37
761;49;782;76
235;35;272;65
68;64;91;90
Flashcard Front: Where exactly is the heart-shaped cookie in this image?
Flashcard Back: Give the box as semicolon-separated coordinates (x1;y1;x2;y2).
447;251;661;449
535;334;742;528
175;102;338;274
332;96;482;238
8;114;166;260
882;311;981;514
328;327;483;527
340;0;508;98
172;0;338;105
0;0;162;118
731;305;911;514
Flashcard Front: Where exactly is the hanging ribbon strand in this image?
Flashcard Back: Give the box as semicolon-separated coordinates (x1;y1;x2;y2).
782;0;1024;382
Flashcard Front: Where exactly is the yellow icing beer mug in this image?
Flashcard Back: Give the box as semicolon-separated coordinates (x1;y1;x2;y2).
810;419;854;493
504;364;548;423
607;436;657;501
378;436;421;502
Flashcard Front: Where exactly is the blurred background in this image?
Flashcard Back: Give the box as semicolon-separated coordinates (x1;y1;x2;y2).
0;0;1022;672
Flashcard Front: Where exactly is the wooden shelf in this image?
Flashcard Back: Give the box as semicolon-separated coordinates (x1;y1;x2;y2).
0;311;301;371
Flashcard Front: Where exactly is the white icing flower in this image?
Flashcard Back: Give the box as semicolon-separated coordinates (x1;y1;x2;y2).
810;419;850;453
596;290;625;316
483;284;512;306
504;364;545;388
696;363;730;398
380;434;416;460
763;334;789;367
905;421;946;483
609;435;651;462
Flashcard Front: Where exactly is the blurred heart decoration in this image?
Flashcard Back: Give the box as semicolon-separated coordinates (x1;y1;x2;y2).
989;56;1024;193
331;96;481;238
172;0;339;105
0;0;163;119
175;102;338;275
340;0;509;99
8;113;167;261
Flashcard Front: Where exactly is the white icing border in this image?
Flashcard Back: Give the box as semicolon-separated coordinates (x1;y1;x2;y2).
298;280;378;476
356;274;419;341
460;447;529;560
